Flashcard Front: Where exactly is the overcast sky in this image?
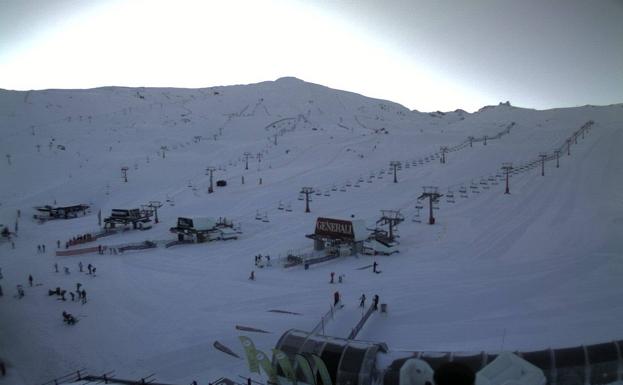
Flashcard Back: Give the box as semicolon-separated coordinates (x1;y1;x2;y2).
0;0;622;112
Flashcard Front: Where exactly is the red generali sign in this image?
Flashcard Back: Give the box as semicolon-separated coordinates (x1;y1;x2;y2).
315;217;354;240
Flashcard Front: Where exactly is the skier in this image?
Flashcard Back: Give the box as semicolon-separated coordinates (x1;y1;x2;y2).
330;272;335;284
81;289;87;304
249;270;255;280
373;261;378;273
87;264;92;275
42;244;45;253
57;240;60;248
359;294;366;308
70;292;75;301
37;245;41;253
373;294;379;311
76;282;82;294
16;285;24;298
98;245;102;254
0;284;3;297
92;267;96;275
333;291;340;307
64;267;70;275
28;274;33;287
338;274;343;283
78;261;83;272
54;263;58;273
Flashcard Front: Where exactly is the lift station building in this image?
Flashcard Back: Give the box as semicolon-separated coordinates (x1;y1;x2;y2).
306;217;368;256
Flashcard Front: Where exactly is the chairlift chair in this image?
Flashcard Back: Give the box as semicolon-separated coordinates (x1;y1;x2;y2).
262;213;269;223
324;190;330;196
331;185;338;191
298;193;304;201
278;201;284;210
255;210;262;220
285;203;292;212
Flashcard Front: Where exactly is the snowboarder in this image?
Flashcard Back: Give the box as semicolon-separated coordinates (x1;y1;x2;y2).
28;274;33;287
81;289;87;304
373;294;379;311
330;272;335;284
249;270;255;280
333;291;340;306
78;261;83;272
359;294;366;307
54;263;58;273
373;261;378;273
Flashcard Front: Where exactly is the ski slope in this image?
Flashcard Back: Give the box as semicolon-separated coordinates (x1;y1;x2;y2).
0;77;622;385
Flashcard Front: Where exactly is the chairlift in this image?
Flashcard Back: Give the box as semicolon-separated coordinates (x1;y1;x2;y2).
315;190;322;196
358;177;364;183
285;203;292;212
354;183;360;188
345;181;352;187
255;210;262;220
415;203;424;210
278;201;284;210
298;193;304;201
367;178;373;183
324;190;330;197
262;213;269;223
331;185;338;191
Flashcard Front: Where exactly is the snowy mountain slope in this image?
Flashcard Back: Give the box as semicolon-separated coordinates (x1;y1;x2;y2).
0;78;622;385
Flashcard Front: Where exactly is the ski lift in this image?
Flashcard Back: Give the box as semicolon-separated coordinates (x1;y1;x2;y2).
262;213;269;223
278;201;284;210
415;203;424;210
255;210;262;220
446;191;455;203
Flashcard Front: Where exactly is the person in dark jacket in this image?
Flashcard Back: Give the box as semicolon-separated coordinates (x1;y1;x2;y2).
333;291;340;306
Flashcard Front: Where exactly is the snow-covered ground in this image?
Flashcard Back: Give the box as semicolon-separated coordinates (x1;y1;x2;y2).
0;77;622;385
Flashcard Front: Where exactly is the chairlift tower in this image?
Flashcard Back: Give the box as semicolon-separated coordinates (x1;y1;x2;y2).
468;136;474;147
147;201;163;224
376;210;404;241
567;139;571;156
539;153;547;176
121;167;129;183
205;167;216;193
440;146;448;164
389;161;401;183
243;152;252;170
554;150;560;168
417;186;442;225
484;135;488;146
300;187;314;213
502;162;513;194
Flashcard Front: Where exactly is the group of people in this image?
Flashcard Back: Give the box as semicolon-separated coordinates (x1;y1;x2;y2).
359;293;380;310
54;261;97;276
47;283;87;304
36;244;46;253
253;254;270;267
64;233;93;248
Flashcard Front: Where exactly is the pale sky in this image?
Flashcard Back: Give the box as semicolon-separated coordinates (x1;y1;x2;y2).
0;0;622;112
